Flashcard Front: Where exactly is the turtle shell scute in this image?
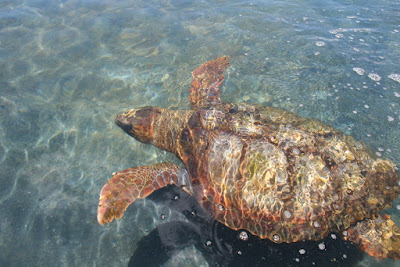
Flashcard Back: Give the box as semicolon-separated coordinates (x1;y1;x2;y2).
188;102;400;244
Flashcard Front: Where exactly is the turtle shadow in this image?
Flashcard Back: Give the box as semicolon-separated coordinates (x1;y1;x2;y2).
128;186;364;267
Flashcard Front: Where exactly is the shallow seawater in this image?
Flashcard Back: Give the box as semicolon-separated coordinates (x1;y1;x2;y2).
0;0;399;266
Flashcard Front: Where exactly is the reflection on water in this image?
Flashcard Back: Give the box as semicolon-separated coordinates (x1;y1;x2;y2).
0;0;399;266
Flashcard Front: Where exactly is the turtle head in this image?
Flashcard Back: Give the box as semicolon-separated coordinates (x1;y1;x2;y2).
116;106;162;143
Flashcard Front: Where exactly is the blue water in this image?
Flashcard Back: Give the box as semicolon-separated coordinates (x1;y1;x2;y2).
0;0;399;266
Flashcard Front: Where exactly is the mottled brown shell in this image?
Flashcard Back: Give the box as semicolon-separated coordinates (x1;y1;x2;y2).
98;56;400;260
176;102;400;243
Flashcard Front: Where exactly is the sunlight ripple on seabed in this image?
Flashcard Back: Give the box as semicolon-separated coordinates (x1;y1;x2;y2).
0;0;399;266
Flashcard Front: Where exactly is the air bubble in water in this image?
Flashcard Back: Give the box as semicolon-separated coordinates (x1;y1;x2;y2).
238;231;249;241
368;73;381;81
273;234;280;242
352;67;365;75
388;74;400;83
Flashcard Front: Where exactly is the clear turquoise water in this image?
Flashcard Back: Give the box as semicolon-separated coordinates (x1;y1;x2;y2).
0;0;399;266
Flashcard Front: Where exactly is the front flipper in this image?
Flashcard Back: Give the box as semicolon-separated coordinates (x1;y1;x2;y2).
97;162;190;225
189;56;230;109
343;214;400;260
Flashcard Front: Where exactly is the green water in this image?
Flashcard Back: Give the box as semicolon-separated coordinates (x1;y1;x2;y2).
0;0;399;266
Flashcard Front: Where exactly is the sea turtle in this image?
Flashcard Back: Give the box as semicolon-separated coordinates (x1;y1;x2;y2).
98;56;400;260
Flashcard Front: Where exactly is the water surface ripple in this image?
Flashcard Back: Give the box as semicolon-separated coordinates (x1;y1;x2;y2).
0;0;399;266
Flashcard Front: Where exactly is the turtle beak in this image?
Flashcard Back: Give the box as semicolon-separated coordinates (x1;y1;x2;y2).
116;112;132;133
115;107;159;143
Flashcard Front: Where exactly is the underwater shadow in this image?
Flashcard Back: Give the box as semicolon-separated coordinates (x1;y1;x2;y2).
128;186;363;267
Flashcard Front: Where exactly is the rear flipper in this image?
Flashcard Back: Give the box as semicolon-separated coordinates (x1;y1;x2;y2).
343;214;400;260
97;162;190;225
